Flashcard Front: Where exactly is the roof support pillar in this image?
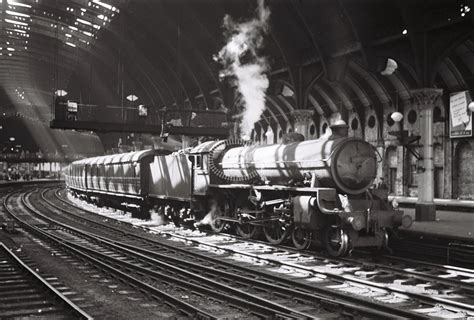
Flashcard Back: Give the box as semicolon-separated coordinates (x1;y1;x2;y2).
411;88;443;221
291;110;314;139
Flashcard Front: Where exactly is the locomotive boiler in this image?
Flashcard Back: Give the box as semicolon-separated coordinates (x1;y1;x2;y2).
217;125;376;194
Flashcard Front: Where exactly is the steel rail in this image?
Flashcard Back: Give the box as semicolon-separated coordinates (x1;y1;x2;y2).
155;228;474;313
3;191;216;320
47;189;439;319
55;187;474;281
1;198;93;320
336;256;474;292
53;190;474;314
24;191;313;319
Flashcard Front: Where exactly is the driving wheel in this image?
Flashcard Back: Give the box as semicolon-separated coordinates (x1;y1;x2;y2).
291;227;312;250
263;216;290;245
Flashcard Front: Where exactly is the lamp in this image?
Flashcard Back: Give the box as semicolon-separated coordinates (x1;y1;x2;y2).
391;111;403;122
126;94;138;102
55;89;68;97
388;97;422;160
381;58;398;76
281;85;294;97
469;101;474;112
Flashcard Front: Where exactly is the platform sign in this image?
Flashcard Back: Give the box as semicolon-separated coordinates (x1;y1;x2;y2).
450;91;472;138
67;101;78;113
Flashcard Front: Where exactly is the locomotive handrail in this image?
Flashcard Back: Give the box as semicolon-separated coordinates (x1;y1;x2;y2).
313;190;342;215
219;158;332;166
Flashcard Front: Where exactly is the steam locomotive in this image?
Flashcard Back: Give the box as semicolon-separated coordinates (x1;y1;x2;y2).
65;123;411;256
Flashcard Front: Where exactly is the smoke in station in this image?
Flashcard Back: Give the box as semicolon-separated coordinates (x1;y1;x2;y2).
214;0;271;140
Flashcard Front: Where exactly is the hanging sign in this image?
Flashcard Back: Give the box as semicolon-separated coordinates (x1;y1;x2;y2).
449;91;472;138
67;101;78;113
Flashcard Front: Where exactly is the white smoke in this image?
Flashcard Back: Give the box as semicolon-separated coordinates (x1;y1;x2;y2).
194;202;217;228
214;0;271;139
149;208;166;226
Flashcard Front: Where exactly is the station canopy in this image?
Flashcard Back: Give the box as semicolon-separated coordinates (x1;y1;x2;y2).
0;0;473;157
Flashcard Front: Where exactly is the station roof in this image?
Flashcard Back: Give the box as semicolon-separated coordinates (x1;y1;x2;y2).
1;0;473;153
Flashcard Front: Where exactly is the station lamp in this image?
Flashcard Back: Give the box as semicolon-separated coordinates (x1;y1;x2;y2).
388;111;422;160
469;101;474;113
390;111;403;122
55;89;68;97
126;94;138;102
381;58;398;76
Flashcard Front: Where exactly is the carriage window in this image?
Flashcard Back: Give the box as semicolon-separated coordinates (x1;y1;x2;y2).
201;155;208;170
135;164;140;177
195;156;201;169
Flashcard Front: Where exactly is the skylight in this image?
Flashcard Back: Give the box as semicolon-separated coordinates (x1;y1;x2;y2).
92;0;113;11
76;18;92;26
6;10;30;17
5;18;28;26
7;0;31;8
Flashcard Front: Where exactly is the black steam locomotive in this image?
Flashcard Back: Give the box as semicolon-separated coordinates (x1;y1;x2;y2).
65;123;411;256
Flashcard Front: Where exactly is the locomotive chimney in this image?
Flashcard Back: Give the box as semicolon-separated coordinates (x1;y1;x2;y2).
329;120;349;139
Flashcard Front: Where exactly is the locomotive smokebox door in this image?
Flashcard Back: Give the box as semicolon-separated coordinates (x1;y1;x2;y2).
293;196;318;229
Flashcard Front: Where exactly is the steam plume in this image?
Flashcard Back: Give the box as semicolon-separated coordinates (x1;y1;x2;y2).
214;0;271;139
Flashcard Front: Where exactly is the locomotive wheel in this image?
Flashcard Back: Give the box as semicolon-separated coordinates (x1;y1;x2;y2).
323;227;350;257
291;227;312;250
236;223;259;239
210;198;229;233
263;219;289;245
235;205;260;239
374;229;390;254
210;216;226;233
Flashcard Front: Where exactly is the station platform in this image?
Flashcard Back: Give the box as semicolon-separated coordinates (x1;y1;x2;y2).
389;196;474;211
399;207;474;242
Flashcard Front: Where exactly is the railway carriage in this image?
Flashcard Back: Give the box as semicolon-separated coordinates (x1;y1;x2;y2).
65;123;412;256
65;149;169;212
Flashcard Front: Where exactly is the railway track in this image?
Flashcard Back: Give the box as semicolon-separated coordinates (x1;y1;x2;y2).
45;187;474;319
0;241;92;319
6;190;326;319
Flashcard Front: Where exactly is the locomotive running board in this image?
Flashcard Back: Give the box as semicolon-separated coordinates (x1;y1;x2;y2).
209;184;335;193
